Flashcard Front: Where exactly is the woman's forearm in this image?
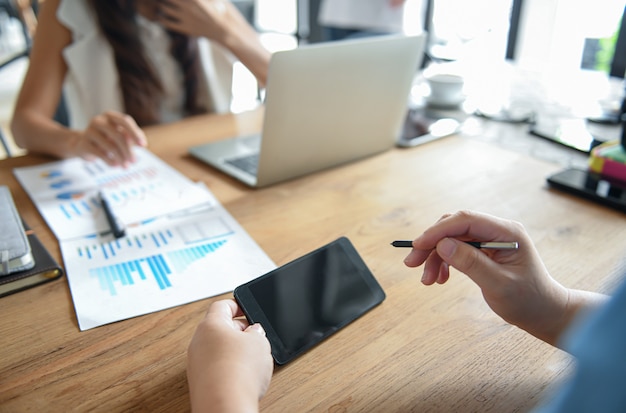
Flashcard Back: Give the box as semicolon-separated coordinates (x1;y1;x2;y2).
11;109;81;159
219;20;270;86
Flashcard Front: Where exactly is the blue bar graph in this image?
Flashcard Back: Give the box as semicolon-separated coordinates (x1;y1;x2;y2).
75;218;233;262
49;159;161;222
76;230;174;261
89;239;228;296
167;239;227;273
57;193;100;220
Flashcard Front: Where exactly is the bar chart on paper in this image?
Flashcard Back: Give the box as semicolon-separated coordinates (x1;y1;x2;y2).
87;239;227;295
14;147;212;240
79;218;232;296
60;207;276;331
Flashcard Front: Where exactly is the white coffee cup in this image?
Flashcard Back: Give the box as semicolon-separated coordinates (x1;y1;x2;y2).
425;72;465;108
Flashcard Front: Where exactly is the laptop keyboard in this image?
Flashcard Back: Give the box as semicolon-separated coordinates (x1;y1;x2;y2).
225;154;259;176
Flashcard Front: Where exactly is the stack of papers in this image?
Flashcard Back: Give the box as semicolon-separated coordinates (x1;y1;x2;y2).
14;148;276;330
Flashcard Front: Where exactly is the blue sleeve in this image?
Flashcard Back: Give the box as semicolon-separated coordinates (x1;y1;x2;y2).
533;278;626;413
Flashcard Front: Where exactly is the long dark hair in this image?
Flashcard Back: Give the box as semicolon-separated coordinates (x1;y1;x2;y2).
90;0;208;126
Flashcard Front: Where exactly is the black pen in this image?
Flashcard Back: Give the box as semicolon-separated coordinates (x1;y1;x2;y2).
390;240;519;249
98;191;126;239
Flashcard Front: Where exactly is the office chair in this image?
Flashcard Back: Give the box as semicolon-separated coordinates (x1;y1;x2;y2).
0;51;25;156
0;0;69;158
232;0;254;26
0;0;31;158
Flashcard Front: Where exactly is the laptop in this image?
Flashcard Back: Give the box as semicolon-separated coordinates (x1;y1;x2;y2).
189;34;426;187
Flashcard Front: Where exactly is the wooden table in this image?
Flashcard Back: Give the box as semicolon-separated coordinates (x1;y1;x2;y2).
2;108;626;412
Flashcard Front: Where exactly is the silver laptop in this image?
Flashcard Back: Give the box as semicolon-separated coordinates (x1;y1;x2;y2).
189;34;426;187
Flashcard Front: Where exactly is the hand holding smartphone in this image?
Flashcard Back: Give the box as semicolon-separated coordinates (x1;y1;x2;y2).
234;237;385;365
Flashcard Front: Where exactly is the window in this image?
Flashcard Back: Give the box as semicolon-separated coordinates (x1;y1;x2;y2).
516;0;626;74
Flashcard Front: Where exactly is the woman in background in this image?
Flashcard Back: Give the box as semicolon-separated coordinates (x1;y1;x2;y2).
11;0;270;167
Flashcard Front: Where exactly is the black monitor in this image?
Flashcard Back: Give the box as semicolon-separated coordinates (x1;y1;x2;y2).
610;5;626;78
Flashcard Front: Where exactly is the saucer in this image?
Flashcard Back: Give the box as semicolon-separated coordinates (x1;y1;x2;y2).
425;94;466;109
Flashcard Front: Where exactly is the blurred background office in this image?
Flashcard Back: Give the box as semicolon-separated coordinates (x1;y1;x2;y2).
316;0;408;42
1;0;625;158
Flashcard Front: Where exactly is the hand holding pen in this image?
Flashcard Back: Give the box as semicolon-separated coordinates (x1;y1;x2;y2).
399;210;576;346
401;211;529;285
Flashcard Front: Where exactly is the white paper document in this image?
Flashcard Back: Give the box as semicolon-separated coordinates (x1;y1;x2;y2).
14;148;276;330
60;202;276;330
13;148;211;240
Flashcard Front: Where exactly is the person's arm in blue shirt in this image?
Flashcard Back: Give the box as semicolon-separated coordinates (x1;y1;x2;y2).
533;278;626;412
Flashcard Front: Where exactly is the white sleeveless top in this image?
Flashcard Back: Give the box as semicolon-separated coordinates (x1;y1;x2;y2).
57;0;234;129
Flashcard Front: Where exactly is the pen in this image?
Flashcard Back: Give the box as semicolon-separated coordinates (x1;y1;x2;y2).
98;191;126;239
390;240;519;249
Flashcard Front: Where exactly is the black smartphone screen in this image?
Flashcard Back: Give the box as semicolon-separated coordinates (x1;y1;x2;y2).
547;168;626;213
529;117;603;153
234;237;385;365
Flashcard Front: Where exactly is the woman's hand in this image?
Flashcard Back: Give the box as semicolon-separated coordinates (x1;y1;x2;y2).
73;111;147;167
156;0;271;86
403;210;606;347
157;0;244;44
187;299;273;413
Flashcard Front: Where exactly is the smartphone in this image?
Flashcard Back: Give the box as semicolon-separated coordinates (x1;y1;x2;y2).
546;168;626;213
233;237;386;365
529;116;602;153
397;108;460;147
